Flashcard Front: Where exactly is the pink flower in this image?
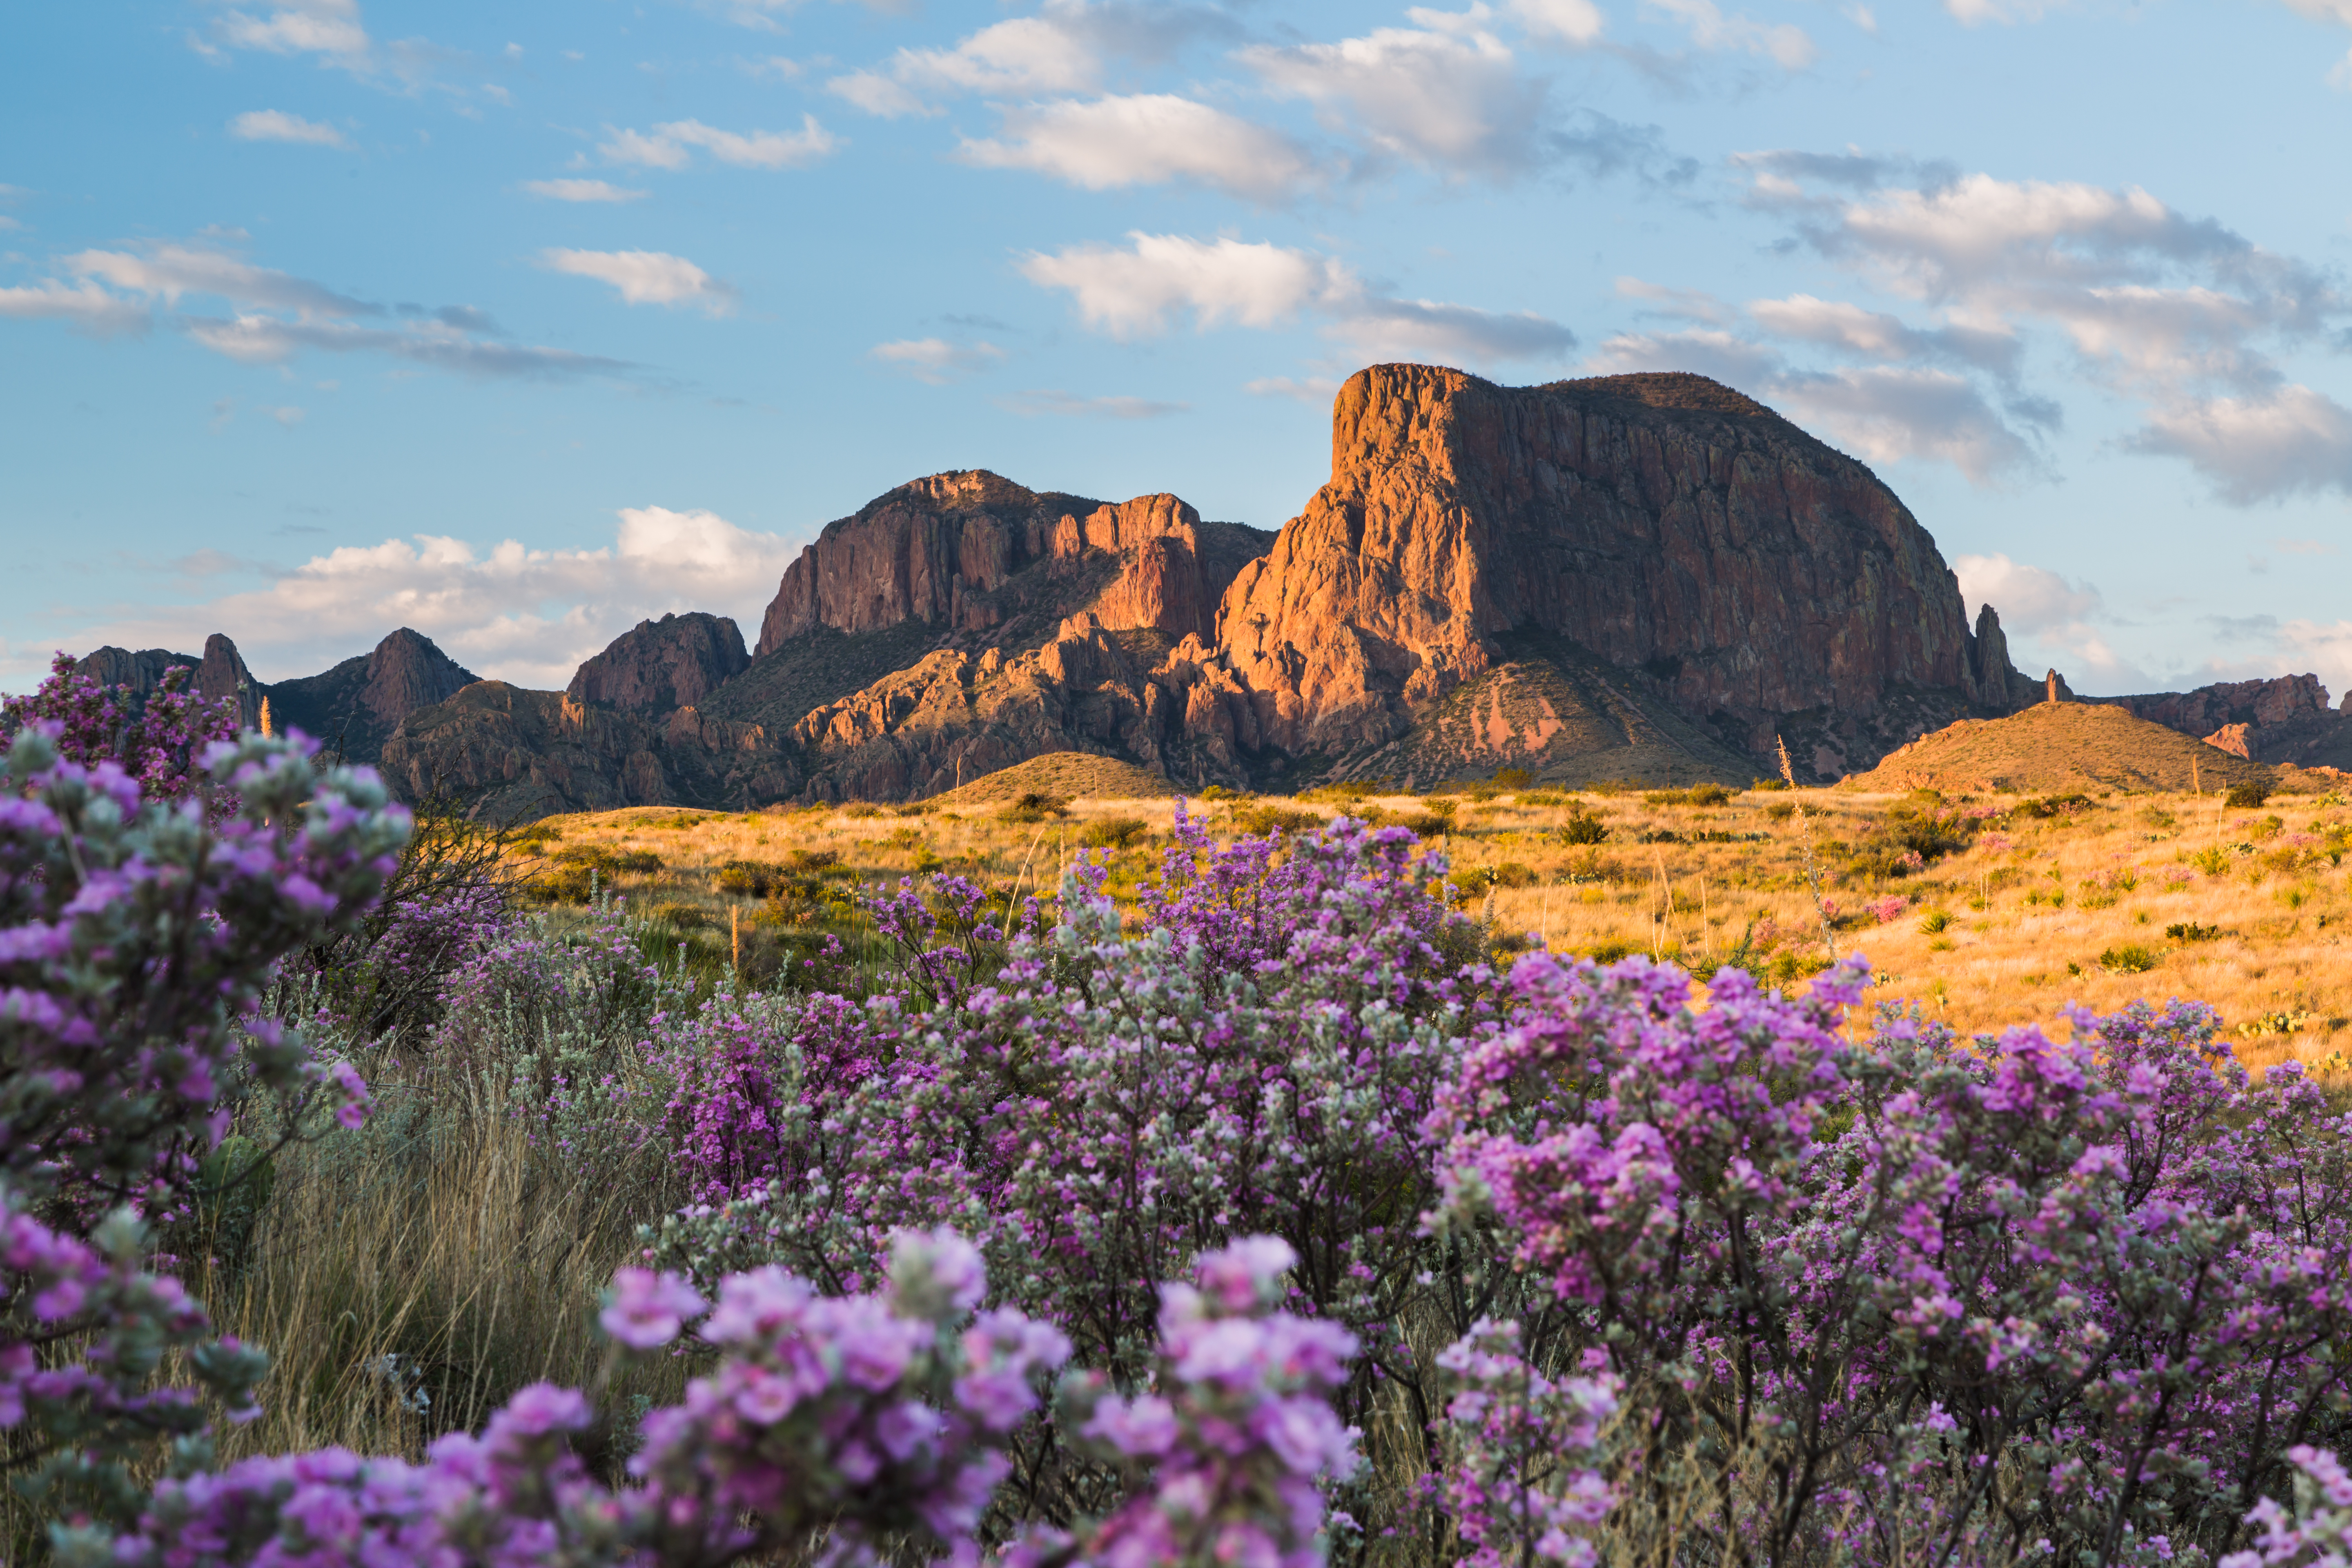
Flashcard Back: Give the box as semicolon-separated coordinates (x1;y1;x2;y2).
601;1268;708;1351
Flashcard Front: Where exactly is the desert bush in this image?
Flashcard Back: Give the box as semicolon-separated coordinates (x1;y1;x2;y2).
1490;766;1535;791
1229;802;1322;836
1917;906;1954;934
2099;941;2160;973
997;791;1070;824
1764;800;1796;822
842;801;882;818
1301;778;1388;803
1079;815;1151;849
648;900;709;929
2168;921;2223;942
2229;779;2275;809
1687;781;1732;807
1558;809;1610;845
2019;791;2094;819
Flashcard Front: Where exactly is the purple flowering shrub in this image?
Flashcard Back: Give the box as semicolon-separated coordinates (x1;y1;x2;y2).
1433;950;2352;1565
1;722;406;1530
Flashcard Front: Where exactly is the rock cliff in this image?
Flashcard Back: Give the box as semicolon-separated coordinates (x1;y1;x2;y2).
569;613;749;714
2097;674;2352;767
77;633;261;730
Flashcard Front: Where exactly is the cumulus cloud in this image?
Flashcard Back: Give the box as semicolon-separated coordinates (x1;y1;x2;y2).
523;178;648;203
996;389;1189;418
869;337;1006;383
1583;326;1785;390
539;249;736;314
2127;386;2352;502
228;109;350;147
1744;159;2352;499
0;238;626;380
1019;233;1357;337
958;95;1325;202
1642;0;1817;65
1239;22;1549;178
1020;230;1577;372
599;116;840;171
53;507;800;691
1245;375;1343;402
203;0;370;66
829;14;1098;116
1510;0;1608;44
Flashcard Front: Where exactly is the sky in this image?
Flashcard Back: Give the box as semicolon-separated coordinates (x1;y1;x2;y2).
3;0;2351;700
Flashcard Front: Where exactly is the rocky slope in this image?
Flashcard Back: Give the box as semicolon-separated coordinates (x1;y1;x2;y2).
568;612;748;714
2095;675;2352;767
77;634;262;731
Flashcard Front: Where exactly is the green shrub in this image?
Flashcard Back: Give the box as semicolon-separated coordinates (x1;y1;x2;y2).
1686;782;1732;807
2018;793;2093;819
1751;777;1790;792
1392;811;1455;837
1764;802;1796;822
715;860;785;897
1231;804;1321;836
1918;908;1953;934
1558;811;1609;846
1197;784;1249;801
1299;779;1386;803
842;802;883;818
2226;779;2273;809
1643;789;1689;807
648;900;710;930
1489;766;1535;791
2098;943;2159;974
2166;921;2221;942
787;849;839;872
1080;816;1151;849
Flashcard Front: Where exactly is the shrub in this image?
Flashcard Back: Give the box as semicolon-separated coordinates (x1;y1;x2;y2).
1918;906;1953;933
997;791;1069;824
2228;778;2275;809
1489;860;1539;889
1229;803;1320;836
842;801;882;818
1686;781;1732;807
2019;792;2094;819
715;859;785;896
1764;800;1796;822
1299;778;1385;803
1490;766;1535;791
2098;942;2159;973
649;900;710;930
2168;920;2223;942
1078;815;1150;849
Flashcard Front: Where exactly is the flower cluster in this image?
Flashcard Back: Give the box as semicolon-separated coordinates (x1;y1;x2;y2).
1036;1236;1362;1568
1429;1321;1618;1568
1;652;239;811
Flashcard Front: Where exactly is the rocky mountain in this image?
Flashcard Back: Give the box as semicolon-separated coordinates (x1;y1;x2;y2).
76;634;262;730
2094;675;2352;768
265;628;477;762
78;361;2352;817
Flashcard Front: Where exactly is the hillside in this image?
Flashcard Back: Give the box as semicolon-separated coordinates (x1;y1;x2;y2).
1842;701;2276;794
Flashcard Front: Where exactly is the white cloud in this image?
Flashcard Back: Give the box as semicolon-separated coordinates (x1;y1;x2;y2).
1771;366;2040;482
0;278;150;334
228;109;350;147
2129;386;2352;502
1239;22;1548;177
1616;276;1736;324
1643;0;1816;65
958;95;1323;202
599;116;840;171
826;71;932;118
206;0;370;64
1325;296;1577;366
2281;0;2352;21
539;249;736;314
1020;230;1577;370
996;390;1189;419
869;337;1006;383
826;13;1100;120
522;178;648;203
1750;162;2352;500
53;507;799;691
1018;232;1358;337
1584;326;1784;389
67;243;374;316
1509;0;1607;44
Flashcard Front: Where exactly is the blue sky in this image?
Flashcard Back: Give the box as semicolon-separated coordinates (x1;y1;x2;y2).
4;0;2350;699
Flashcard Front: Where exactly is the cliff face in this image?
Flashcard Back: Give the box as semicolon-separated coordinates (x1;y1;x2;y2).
2100;675;2352;766
77;634;261;730
569;613;749;714
1202;367;2007;775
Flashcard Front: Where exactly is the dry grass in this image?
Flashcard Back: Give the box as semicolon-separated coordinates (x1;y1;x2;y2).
526;780;2352;1076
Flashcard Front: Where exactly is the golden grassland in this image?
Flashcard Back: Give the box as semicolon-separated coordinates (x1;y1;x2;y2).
517;769;2352;1078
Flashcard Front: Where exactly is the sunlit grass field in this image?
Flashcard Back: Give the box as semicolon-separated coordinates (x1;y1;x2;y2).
517;759;2352;1077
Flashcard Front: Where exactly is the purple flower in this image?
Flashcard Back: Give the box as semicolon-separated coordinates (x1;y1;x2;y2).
601;1268;708;1351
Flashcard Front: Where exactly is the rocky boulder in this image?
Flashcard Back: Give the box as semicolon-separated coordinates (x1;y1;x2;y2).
569;612;750;714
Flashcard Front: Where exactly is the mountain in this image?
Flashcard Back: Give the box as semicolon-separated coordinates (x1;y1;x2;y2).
78;361;2352;818
76;634;261;730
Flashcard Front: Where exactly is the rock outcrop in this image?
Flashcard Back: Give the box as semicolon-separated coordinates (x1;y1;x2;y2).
2098;675;2350;765
265;628;477;763
379;681;792;820
569;613;750;714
